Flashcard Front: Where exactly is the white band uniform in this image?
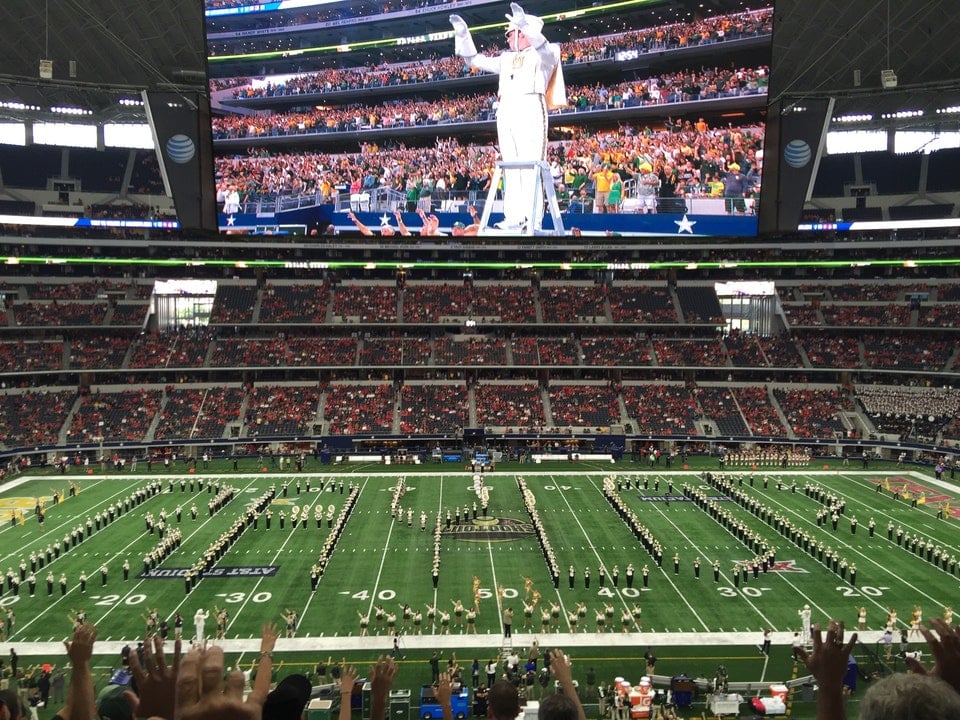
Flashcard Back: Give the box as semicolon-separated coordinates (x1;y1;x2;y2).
451;4;566;231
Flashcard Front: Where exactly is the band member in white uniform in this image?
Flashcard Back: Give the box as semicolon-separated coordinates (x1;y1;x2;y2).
194;607;209;643
450;3;566;232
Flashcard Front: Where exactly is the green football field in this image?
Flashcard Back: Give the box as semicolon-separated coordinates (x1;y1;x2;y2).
2;459;957;719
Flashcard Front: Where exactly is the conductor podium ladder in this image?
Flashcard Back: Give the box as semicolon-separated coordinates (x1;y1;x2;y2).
500;634;513;663
478;160;565;236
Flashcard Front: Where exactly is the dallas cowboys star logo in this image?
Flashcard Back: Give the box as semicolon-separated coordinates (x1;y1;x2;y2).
380;214;392;227
674;214;696;234
226;215;236;226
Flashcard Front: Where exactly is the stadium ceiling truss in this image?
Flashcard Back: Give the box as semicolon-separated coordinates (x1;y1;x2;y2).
770;0;960;125
0;1;958;126
0;0;206;113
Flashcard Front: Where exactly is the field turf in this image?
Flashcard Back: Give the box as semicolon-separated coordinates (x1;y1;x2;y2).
1;458;957;719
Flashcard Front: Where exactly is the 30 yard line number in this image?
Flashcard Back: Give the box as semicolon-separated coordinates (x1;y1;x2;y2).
718;587;770;598
217;591;272;603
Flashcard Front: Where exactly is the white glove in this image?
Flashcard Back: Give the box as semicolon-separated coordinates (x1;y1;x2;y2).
507;3;527;29
506;3;546;45
449;14;478;58
449;14;468;38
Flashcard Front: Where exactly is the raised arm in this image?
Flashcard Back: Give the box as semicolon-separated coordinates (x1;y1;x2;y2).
369;655;398;720
339;664;360;720
124;632;183;720
175;641;273;720
394;210;412;236
797;621;858;720
908;618;960;693
548;648;586;720
250;621;281;706
449;14;478;59
506;3;546;48
346;211;374;236
58;621;98;720
434;670;454;720
450;14;500;74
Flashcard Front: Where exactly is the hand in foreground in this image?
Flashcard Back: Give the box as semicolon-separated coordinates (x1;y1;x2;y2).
907;619;960;694
797;621;857;689
62;621;99;720
250;622;281;702
548;648;585;720
338;664;359;720
370;655;398;697
340;664;359;695
260;621;280;654
176;644;266;720
435;669;453;707
548;648;574;685
64;621;98;665
125;633;182;720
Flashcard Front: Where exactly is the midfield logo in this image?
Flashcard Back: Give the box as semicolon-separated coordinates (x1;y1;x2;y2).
452;517;534;542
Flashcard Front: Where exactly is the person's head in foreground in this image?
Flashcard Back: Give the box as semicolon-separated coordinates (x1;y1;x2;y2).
487;680;521;720
262;673;312;720
859;673;960;720
538;693;580;720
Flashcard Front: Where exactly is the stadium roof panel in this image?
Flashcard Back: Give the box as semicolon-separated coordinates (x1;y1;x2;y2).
0;0;206;92
770;0;960;121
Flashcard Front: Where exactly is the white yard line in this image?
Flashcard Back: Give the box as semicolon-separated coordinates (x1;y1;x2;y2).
124;476;274;636
643;494;784;632
757;479;947;619
486;537;505;636
555;474;711;632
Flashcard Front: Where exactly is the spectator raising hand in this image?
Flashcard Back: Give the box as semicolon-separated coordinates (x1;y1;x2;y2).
173;624;275;720
433;670;455;720
546;649;586;720
54;621;99;720
907;618;960;693
339;664;359;720
368;656;399;720
175;643;264;720
796;621;857;720
125;633;183;720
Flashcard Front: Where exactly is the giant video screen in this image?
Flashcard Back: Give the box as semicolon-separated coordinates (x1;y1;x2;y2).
205;0;773;238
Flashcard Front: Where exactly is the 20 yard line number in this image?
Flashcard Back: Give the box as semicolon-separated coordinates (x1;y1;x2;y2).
837;585;888;597
91;593;148;606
